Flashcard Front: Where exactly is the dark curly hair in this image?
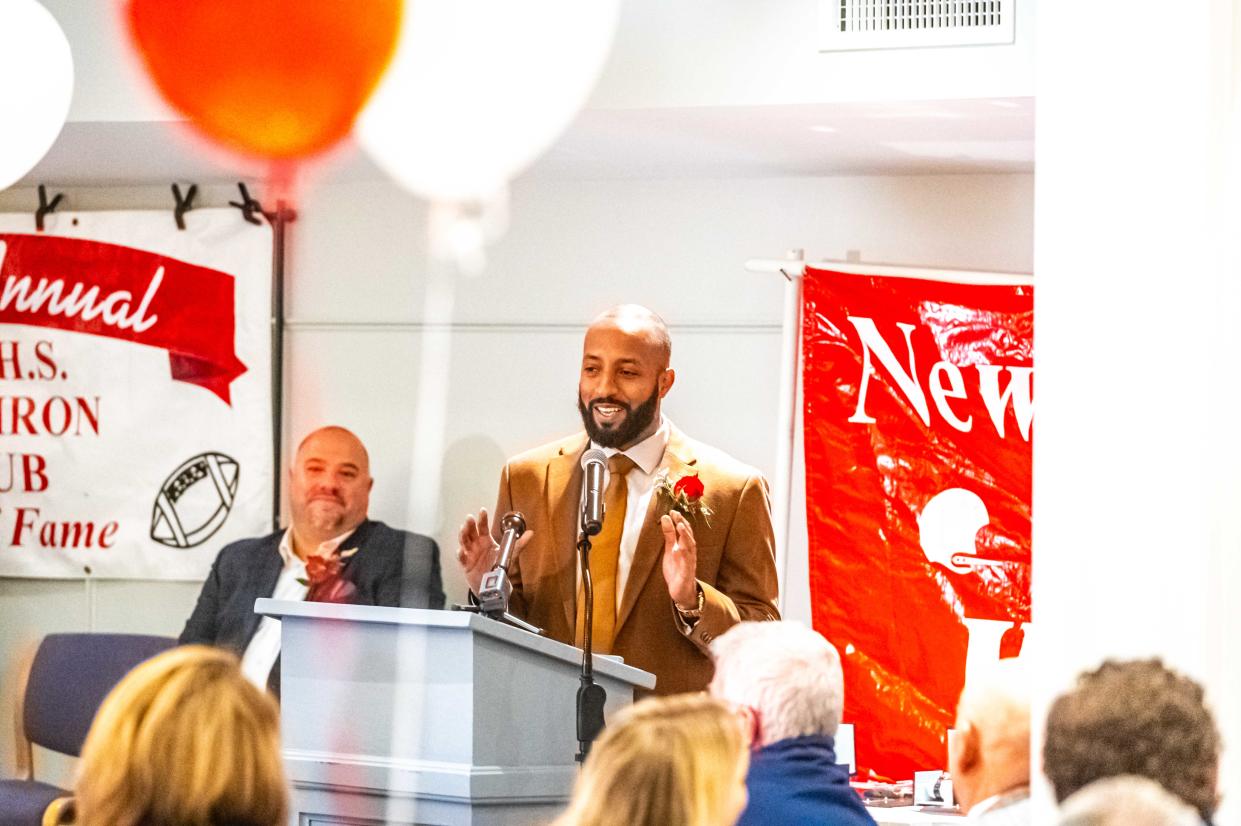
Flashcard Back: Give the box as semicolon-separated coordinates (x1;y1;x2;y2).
1043;659;1220;821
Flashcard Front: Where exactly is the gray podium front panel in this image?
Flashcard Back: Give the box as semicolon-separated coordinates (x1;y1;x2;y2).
258;600;654;826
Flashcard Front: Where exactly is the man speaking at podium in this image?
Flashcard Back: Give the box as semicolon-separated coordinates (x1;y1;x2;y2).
457;305;779;694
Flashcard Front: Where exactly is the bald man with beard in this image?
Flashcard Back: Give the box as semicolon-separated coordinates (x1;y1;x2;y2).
457;305;780;695
180;426;445;693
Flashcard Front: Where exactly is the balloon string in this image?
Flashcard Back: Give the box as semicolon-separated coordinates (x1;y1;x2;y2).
267;160;298;208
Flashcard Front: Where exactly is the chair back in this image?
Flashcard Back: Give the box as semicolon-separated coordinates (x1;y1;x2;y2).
22;633;177;757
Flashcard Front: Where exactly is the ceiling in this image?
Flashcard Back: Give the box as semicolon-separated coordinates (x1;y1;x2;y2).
538;98;1032;179
19;97;1033;189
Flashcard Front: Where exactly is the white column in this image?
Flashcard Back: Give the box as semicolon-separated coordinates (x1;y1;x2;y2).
1034;2;1241;823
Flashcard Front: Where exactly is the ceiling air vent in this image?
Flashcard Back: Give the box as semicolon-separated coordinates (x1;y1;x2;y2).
818;0;1015;52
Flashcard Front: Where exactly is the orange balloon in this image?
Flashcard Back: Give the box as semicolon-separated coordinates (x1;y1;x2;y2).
127;0;401;161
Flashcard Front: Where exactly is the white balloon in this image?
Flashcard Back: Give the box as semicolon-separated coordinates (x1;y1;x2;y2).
0;0;74;191
358;0;620;204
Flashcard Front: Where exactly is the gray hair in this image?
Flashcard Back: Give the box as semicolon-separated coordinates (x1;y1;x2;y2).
956;660;1030;768
708;621;843;743
1059;776;1204;826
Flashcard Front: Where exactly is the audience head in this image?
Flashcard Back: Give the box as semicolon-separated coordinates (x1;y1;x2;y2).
75;645;287;826
1058;775;1204;826
555;693;748;826
708;620;844;748
947;660;1030;813
1043;658;1220;822
578;304;675;450
289;425;373;544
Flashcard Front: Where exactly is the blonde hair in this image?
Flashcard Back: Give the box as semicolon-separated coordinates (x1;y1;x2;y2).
75;646;287;826
554;694;748;826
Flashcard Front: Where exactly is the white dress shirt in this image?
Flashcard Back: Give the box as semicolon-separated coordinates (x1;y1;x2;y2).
969;787;1031;825
591;417;670;608
239;529;350;690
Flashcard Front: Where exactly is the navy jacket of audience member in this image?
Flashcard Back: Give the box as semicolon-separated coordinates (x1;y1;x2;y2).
736;734;876;826
179;519;445;655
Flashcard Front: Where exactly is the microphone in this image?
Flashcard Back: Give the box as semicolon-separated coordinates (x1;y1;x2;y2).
580;448;607;536
477;511;527;615
494;511;526;572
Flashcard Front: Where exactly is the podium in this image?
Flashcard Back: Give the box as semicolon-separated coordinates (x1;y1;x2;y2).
256;599;656;826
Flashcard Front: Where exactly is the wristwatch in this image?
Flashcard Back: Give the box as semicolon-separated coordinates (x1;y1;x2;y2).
675;585;705;619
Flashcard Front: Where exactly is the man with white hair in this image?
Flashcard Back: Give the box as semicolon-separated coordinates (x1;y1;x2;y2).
1058;776;1204;826
709;621;875;826
948;661;1030;824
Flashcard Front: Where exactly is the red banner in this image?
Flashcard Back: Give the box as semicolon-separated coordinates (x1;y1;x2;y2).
802;266;1032;779
0;233;246;404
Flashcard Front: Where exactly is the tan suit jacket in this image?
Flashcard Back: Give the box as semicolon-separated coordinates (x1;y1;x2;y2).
495;424;779;694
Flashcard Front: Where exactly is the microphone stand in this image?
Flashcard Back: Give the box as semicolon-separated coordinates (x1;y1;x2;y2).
575;527;607;763
453;598;542;635
455;515;542;635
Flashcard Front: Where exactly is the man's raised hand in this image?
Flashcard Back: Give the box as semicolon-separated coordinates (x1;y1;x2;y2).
660;510;699;608
458;507;534;596
458;508;500;595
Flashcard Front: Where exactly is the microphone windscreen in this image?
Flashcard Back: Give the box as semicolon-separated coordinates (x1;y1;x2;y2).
580;448;607;470
501;511;526;536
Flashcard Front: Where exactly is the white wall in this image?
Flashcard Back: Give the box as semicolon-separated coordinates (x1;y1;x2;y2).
37;0;175;123
0;171;1032;783
284;172;1034;606
1033;0;1241;822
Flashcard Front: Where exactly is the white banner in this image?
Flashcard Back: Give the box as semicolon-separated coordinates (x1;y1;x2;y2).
0;208;273;580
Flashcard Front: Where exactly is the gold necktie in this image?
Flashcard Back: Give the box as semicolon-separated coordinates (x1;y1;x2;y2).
575;453;636;654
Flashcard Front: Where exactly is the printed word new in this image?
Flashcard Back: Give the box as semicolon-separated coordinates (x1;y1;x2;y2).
847;316;1033;441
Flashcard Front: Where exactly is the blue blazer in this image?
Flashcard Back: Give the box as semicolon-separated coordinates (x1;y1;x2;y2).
737;734;877;826
179;519;445;657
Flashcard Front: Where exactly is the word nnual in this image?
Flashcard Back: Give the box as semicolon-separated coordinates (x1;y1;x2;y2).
0;241;162;334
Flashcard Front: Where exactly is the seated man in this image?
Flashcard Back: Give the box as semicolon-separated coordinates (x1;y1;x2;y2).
948;662;1030;824
1043;658;1220;824
180;426;445;691
708;621;875;826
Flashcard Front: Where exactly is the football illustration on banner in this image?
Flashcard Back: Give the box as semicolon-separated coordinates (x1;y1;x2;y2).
150;453;240;550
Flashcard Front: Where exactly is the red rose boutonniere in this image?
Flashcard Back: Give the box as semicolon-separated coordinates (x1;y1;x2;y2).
299;547;359;604
655;471;713;525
